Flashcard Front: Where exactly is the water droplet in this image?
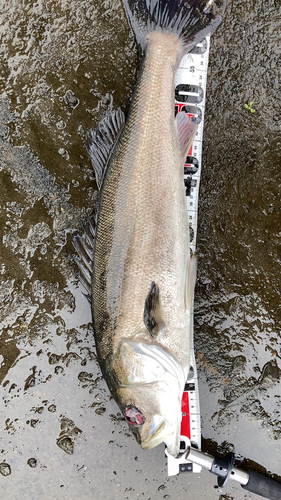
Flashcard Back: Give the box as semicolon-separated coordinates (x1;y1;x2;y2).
95;407;106;416
27;458;37;468
63;90;79;109
54;366;64;374
24;374;36;390
48;353;61;365
56;436;74;455
0;463;11;476
56;120;66;130
78;371;93;382
58;148;69;160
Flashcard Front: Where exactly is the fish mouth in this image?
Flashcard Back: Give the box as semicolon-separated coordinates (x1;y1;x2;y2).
138;415;180;456
140;419;168;450
140;424;180;457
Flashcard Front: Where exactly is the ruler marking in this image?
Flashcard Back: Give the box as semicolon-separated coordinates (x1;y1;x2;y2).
167;36;211;476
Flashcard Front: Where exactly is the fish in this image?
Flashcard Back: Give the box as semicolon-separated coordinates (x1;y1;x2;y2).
73;0;227;457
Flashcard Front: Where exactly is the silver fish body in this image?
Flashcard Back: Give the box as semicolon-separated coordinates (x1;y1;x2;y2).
94;33;193;456
74;0;227;456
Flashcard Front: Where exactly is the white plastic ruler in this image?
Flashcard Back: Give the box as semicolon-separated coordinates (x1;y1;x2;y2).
166;36;211;477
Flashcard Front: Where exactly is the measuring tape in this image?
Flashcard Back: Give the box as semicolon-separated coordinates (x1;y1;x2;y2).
166;36;211;477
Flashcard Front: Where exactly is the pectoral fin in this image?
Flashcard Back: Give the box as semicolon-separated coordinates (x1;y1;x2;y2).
175;112;198;158
144;282;167;337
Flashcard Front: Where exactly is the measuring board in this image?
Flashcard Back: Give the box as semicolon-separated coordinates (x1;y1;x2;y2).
166;36;211;477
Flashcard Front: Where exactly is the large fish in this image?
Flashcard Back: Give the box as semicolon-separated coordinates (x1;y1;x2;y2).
73;0;227;457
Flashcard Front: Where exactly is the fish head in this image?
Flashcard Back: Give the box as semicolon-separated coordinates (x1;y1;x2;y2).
112;340;186;456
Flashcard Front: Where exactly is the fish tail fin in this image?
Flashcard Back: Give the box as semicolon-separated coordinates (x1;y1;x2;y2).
123;0;227;52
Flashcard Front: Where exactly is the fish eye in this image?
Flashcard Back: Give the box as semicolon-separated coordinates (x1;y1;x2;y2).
125;406;145;426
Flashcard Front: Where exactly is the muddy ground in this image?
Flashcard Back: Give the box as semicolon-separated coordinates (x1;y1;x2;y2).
0;1;280;499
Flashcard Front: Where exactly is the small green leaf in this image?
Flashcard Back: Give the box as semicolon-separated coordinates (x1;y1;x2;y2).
249;101;254;107
250;108;255;113
245;104;249;109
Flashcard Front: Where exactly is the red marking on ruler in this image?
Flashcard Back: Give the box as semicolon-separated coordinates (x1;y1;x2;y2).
181;391;191;439
175;102;196;119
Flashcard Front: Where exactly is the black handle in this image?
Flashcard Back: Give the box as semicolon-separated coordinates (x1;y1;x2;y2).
242;470;281;500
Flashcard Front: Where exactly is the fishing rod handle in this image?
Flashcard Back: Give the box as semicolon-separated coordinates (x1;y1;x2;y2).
187;447;281;500
242;470;281;500
187;448;249;485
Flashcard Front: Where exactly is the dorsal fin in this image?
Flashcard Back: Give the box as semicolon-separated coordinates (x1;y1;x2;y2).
74;109;125;300
72;214;97;301
144;282;167;337
86;108;125;189
175;112;198;158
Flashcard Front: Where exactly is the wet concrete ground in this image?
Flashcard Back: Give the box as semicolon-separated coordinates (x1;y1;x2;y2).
0;1;280;499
